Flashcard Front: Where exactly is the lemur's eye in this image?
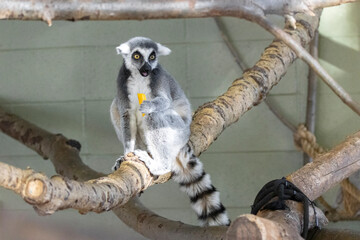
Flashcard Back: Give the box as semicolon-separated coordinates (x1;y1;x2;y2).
132;51;142;60
149;53;156;61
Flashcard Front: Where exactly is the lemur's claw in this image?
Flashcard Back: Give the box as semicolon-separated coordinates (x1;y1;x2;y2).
112;156;125;171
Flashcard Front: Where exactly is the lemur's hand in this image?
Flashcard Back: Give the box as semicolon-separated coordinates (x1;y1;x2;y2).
139;100;156;114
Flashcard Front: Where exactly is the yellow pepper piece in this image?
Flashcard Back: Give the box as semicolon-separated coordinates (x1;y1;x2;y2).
137;93;146;117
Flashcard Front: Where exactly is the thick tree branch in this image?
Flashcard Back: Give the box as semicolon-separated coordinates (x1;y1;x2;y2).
0;161;34;195
0;107;171;215
0;0;355;25
226;130;360;240
0;158;155;215
288;131;360;201
190;12;320;156
227;201;328;240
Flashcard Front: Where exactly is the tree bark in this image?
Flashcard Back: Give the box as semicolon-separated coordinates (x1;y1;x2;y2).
0;159;155;215
0;0;354;25
288;131;360;201
227;201;327;240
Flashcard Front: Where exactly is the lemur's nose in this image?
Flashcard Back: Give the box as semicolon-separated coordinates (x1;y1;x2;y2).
140;62;151;77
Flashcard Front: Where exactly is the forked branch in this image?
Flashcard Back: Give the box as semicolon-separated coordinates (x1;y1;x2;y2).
0;108;170;215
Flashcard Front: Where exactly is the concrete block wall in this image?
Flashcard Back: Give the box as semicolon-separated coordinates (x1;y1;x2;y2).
0;3;359;239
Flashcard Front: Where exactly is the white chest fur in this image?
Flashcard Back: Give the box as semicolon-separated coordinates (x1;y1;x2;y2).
127;75;152;110
127;75;152;134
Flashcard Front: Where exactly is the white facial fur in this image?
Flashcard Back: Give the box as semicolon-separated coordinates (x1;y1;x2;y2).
115;38;171;77
126;47;158;77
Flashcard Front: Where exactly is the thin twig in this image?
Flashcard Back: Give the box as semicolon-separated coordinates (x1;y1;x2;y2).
305;30;319;135
264;99;297;132
304;30;320;164
255;15;360;116
214;18;248;71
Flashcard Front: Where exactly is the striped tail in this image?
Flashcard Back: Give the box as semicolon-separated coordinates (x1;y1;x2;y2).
172;144;230;226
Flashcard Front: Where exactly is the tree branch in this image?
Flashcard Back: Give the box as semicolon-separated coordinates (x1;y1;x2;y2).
304;30;319;164
226;130;360;240
288;131;360;201
255;14;360;116
190;12;321;156
228;202;327;240
305;31;319;139
0;107;171;215
0;0;355;25
0;158;156;215
115;197;228;240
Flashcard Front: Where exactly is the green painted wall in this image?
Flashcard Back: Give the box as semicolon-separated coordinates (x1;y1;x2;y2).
0;3;359;239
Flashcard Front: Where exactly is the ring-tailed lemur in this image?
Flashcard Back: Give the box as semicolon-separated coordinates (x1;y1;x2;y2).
110;37;230;226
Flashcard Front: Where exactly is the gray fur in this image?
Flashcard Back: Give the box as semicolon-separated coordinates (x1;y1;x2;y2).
112;37;191;174
110;37;230;226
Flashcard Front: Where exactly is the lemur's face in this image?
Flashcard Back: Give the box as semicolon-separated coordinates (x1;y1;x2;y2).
128;48;158;77
116;37;171;77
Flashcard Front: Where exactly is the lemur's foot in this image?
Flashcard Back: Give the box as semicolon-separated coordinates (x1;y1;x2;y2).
112;156;125;171
134;149;170;176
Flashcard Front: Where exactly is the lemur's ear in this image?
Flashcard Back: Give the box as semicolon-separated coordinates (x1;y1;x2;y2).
157;43;171;56
116;42;130;56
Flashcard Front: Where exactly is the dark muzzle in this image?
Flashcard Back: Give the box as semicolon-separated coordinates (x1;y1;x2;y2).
139;62;151;77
